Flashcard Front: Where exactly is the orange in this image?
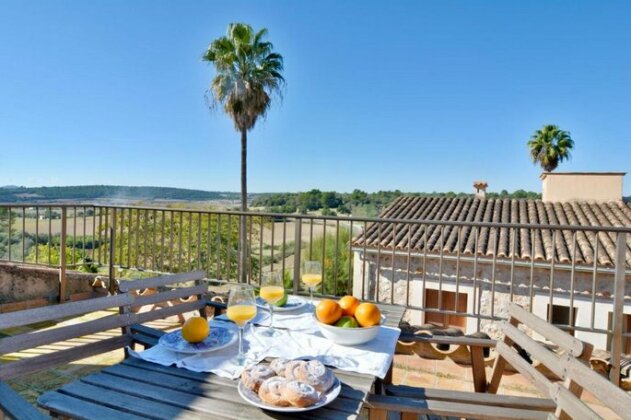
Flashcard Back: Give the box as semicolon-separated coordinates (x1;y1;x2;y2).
354;303;381;327
182;317;209;343
315;299;343;325
338;295;361;317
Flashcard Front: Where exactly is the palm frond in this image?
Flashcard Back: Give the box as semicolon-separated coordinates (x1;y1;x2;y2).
527;124;574;172
203;22;285;132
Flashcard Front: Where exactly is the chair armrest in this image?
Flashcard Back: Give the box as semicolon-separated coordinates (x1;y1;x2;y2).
0;380;49;419
130;324;166;348
130;324;166;339
206;298;227;311
398;332;496;348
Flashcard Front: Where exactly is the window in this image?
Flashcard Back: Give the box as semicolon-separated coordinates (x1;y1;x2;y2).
424;289;468;329
546;304;577;336
607;313;631;355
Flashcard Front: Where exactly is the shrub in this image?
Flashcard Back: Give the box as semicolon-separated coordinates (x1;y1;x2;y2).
304;227;352;296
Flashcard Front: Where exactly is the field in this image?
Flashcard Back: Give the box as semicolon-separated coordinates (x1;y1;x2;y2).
14;217;96;236
260;219;359;248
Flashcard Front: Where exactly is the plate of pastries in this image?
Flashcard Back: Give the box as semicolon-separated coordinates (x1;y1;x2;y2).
238;358;341;412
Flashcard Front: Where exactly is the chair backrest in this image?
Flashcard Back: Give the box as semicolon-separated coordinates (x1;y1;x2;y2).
117;270;208;324
0;270;207;381
488;303;631;420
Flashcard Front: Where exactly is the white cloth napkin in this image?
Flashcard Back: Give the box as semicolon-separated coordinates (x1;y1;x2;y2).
130;298;401;380
258;324;401;379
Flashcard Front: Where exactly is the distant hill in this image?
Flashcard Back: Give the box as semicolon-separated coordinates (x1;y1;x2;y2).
0;185;241;203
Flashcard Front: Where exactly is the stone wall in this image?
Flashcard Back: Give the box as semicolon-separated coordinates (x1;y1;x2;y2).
0;262;100;304
353;251;631;348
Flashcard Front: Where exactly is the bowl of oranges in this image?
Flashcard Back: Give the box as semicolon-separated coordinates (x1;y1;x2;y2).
314;296;384;346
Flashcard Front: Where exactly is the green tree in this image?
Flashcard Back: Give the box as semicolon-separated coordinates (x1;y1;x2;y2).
103;209;260;281
26;244;98;273
298;189;322;213
350;189;368;205
203;23;284;282
528;124;574;172
307;227;352;296
321;192;342;209
337;204;351;215
0;208;16;259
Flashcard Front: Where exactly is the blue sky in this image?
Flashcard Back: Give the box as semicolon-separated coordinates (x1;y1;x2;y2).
0;1;629;194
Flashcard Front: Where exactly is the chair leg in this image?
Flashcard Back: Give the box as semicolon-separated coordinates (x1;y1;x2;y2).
470;346;487;392
375;361;395;395
369;407;388;420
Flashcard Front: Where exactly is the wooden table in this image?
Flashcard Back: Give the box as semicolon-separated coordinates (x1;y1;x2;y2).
38;303;405;420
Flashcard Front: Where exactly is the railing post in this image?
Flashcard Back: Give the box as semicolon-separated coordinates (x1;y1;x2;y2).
109;209;117;295
609;232;626;385
58;207;67;302
293;218;302;294
239;214;247;283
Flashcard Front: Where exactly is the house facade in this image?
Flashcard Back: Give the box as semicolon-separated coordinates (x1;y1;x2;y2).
352;173;631;352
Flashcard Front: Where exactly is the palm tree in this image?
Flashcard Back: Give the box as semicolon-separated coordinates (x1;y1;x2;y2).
527;124;574;172
203;23;284;282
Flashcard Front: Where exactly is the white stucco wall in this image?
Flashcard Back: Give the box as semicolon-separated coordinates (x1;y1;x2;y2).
541;172;624;202
352;250;631;348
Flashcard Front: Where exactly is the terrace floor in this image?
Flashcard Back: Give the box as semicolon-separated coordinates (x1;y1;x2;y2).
0;308;623;418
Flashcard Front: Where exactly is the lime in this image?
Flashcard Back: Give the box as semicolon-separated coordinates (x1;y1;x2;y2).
272;290;288;307
335;316;359;328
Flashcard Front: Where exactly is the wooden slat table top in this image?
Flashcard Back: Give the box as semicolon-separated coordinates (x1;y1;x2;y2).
37;301;405;420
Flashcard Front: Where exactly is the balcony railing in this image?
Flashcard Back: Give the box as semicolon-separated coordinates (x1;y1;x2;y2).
0;203;630;383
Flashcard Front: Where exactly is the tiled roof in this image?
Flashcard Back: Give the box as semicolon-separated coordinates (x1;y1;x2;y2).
352;196;631;268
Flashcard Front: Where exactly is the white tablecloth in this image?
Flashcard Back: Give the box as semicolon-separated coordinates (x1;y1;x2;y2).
130;299;401;380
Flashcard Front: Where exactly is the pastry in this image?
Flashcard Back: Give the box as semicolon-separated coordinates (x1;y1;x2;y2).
295;360;336;393
283;360;307;380
241;365;275;392
270;358;291;376
258;376;290;407
281;380;320;407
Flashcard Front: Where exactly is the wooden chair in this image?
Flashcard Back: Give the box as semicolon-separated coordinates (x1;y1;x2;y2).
488;304;630;419
368;303;631;420
0;270;222;419
394;332;496;392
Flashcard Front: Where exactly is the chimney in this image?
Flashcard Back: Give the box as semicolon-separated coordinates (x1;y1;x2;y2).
473;181;488;199
541;172;626;202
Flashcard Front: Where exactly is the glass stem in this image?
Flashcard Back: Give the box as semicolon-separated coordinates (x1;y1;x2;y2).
238;325;244;358
269;305;274;329
310;287;314;305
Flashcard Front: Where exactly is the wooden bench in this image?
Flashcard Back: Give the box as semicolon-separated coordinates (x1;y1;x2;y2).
0;270;220;419
368;303;631;420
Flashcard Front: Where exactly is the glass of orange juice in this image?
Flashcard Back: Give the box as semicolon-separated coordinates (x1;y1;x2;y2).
259;271;284;337
226;284;257;365
302;260;322;305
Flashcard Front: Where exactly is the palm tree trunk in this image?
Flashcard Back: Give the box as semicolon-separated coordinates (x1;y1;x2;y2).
239;129;248;283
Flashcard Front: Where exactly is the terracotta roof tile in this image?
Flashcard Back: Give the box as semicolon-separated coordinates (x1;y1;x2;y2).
352;196;631;268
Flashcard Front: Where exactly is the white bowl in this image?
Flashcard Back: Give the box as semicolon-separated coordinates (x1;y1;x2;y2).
315;315;386;346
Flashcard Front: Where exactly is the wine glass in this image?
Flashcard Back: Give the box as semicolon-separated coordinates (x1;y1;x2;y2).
226;284;257;365
302;260;322;305
259;271;284;337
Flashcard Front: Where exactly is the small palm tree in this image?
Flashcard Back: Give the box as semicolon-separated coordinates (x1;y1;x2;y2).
203;23;284;282
527;124;574;172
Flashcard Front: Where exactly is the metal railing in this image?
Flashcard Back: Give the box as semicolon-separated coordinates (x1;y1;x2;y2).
0;203;629;383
